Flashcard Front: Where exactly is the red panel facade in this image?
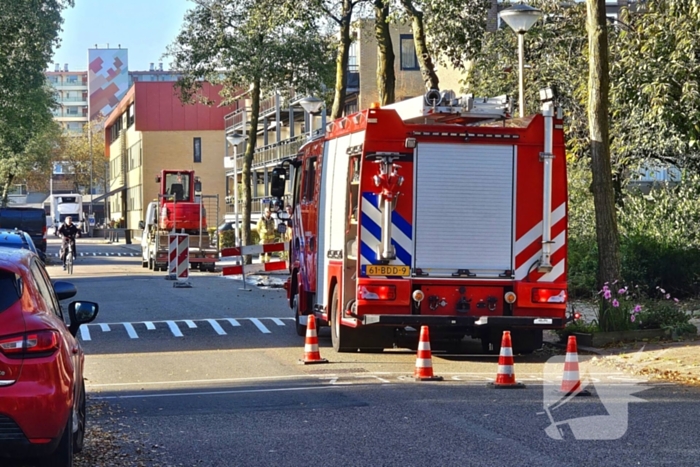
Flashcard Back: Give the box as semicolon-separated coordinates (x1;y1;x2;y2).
105;81;234;134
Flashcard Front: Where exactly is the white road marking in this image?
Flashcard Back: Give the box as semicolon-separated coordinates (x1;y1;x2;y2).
79;325;91;341
184;320;197;328
167;321;183;337
249;318;271;334
123;323;138;339
99;323;111;332
92;385;340;400
206;319;226;335
226;318;240;327
271;318;285;326
92;252;96;256
144;321;155;330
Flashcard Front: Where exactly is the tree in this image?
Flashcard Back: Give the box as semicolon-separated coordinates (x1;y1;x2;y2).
60;118;108;194
0;0;73;187
169;0;332;251
374;0;396;105
609;1;700;172
398;0;489;91
0;117;62;207
587;0;621;308
310;0;364;119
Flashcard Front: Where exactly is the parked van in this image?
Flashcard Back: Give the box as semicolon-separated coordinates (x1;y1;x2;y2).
0;208;47;252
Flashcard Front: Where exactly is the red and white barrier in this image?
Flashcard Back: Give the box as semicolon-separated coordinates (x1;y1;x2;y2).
220;242;288;277
168;234;189;281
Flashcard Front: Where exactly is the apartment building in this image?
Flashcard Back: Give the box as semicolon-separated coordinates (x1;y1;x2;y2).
46;64;89;135
104;81;235;230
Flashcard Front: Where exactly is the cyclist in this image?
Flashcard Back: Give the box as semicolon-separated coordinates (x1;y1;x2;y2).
58;216;80;271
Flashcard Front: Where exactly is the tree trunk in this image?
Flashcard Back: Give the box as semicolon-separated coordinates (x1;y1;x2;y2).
241;76;261;264
1;174;14;208
587;0;621;328
375;0;395;105
331;0;354;120
399;0;439;91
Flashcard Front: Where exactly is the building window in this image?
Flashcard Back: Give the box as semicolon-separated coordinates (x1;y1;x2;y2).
400;34;419;71
66;75;78;84
193;137;202;163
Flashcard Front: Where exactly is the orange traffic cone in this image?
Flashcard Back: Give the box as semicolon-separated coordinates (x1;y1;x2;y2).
300;315;328;365
414;326;443;381
560;335;591;396
488;331;525;389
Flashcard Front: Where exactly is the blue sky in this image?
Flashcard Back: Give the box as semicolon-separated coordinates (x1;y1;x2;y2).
50;0;193;72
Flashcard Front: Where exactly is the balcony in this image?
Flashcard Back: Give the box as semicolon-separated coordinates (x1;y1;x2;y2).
226;135;305;176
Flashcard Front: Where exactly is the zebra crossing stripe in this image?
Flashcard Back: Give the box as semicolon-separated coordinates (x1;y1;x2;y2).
123;323;139;339
226;318;240;327
184;320;197;329
99;323;111;332
79;325;91;341
249;318;271;334
271;318;285;326
167;321;183;337
144;321;155;330
206;319;226;335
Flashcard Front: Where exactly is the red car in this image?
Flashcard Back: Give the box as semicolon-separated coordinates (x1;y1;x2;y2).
0;248;98;466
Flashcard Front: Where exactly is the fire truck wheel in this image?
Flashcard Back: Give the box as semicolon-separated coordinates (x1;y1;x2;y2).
330;286;357;352
293;296;306;336
141;260;148;268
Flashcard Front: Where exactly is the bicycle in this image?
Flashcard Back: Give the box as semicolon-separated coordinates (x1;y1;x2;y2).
65;249;74;275
61;238;76;275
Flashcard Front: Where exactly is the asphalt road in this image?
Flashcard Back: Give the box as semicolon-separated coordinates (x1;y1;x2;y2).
19;239;700;466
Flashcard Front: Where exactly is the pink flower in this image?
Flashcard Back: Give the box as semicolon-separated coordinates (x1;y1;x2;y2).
634;305;642;313
603;290;612;300
630;314;636;322
618;288;626;294
660;288;666;294
612;299;620;307
665;293;671;300
674;298;680;303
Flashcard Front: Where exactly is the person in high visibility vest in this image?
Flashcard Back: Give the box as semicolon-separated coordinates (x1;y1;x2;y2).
257;207;276;263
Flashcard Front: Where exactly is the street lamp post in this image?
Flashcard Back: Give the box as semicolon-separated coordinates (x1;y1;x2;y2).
226;132;246;245
499;3;543;118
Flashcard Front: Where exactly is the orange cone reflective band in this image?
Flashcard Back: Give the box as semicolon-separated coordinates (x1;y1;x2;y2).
301;314;328;365
414;326;443;381
488;331;525;389
560;335;591;396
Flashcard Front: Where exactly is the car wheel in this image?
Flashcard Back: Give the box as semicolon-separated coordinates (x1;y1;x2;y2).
148;258;154;270
330;286;357;353
42;409;73;467
142;259;148;268
73;381;86;454
293;295;306;337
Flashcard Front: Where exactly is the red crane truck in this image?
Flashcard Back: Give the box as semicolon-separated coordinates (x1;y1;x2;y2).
272;89;569;353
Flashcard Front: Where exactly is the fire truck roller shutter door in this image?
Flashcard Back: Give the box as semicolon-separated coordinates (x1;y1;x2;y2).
413;143;515;277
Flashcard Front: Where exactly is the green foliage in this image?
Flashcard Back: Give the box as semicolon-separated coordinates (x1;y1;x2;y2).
0;0;72;203
636;300;691;331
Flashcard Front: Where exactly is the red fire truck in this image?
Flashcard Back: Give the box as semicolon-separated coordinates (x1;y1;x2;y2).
272;89;569;353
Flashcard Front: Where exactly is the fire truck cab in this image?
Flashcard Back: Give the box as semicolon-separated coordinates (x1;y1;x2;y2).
273;89;568;354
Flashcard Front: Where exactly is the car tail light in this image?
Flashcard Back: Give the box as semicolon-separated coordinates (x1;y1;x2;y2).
0;330;60;357
42;225;47;240
358;285;396;300
532;288;567;304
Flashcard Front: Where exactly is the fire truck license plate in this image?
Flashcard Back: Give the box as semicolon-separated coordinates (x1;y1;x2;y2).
366;265;411;276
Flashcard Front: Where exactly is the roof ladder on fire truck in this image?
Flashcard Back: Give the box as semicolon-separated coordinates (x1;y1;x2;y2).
382;89;511;125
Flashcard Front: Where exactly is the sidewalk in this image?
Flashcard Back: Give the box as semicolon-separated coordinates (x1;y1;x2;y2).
546;318;700;386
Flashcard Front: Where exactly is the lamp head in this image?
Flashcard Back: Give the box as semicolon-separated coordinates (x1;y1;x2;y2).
299;96;324;114
499;3;543;34
226;132;245;146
